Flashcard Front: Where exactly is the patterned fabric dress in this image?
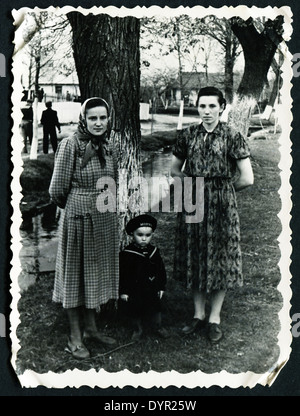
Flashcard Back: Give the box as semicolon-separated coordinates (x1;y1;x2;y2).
49;133;119;309
173;122;250;292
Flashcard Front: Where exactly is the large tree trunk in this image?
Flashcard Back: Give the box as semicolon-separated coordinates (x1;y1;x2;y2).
202;18;240;104
230;16;283;101
67;12;142;246
228;16;283;137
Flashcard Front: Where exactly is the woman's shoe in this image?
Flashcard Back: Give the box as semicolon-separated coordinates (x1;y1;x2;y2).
155;327;169;339
65;339;90;360
83;330;117;347
207;323;223;343
182;318;205;335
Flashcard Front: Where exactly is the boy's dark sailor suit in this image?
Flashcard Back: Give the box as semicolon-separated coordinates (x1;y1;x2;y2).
119;243;167;318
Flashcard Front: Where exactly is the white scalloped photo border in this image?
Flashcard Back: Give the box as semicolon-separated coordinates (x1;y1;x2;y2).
10;4;293;389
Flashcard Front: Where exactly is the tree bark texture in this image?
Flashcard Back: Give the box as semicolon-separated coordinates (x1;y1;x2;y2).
67;12;142;245
227;16;283;138
67;12;140;132
230;16;284;101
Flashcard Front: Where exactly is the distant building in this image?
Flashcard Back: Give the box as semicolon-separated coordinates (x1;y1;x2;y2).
169;72;243;106
168;71;275;108
38;72;80;103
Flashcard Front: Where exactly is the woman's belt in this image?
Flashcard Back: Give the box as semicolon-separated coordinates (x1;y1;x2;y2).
69;186;108;194
204;177;232;190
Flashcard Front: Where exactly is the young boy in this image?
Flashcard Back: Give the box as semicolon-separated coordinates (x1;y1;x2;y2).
119;214;168;341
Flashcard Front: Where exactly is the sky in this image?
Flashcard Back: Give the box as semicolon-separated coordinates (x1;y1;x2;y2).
18;10;247;91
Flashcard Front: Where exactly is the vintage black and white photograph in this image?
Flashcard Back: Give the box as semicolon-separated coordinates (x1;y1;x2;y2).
10;5;292;388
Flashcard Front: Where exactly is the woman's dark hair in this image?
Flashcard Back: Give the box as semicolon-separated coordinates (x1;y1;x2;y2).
85;97;109;113
196;86;226;109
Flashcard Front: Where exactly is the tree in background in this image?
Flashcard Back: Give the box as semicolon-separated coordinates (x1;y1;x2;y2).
141;15;211;103
230;16;284;101
140;66;178;110
202;16;241;103
227;15;284;137
19;10;286;166
21;11;73;158
67;12;141;246
141;15;243;105
22;12;74;101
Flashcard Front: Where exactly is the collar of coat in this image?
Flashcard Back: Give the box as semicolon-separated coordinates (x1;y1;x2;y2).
198;121;224;135
123;244;157;259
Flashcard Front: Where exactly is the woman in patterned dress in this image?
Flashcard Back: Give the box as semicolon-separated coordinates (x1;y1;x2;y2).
49;97;119;359
171;87;254;343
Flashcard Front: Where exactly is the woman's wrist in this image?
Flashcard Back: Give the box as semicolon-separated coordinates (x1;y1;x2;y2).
171;171;186;180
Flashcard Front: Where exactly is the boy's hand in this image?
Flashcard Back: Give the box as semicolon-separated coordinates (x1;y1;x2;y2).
158;290;164;299
120;294;129;302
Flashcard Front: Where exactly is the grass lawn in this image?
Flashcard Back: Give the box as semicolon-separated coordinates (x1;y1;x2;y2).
15;127;285;379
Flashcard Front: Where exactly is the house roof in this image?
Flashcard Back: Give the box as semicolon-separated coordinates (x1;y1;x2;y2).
172;71;243;91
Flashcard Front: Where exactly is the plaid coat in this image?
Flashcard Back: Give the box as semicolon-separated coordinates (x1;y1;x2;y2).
49;134;119;309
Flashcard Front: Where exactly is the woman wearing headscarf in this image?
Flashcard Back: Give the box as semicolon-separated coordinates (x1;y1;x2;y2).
49;97;119;359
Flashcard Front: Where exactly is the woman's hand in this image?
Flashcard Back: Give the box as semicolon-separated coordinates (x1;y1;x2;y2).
234;157;254;191
120;294;129;302
158;290;164;299
171;155;186;180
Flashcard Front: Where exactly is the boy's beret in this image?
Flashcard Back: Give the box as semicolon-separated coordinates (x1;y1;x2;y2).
125;214;157;234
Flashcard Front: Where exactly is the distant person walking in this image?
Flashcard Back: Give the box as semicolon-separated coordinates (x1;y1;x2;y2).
20;99;33;153
41;101;61;154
